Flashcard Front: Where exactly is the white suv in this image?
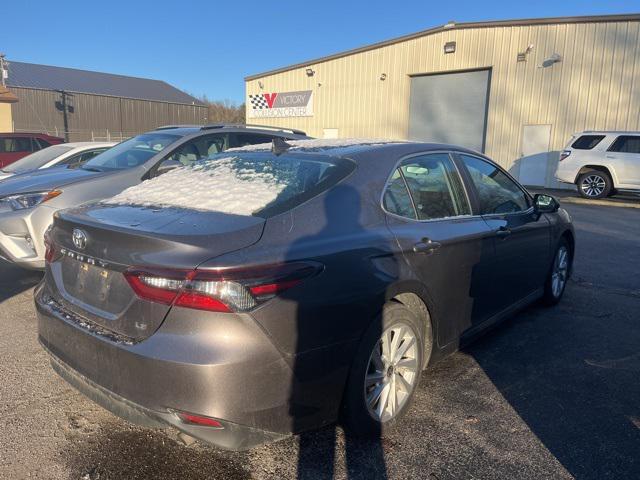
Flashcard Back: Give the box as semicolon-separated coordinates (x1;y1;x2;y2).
555;131;640;199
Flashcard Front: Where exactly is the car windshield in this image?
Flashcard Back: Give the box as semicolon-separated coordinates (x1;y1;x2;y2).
82;133;179;172
3;145;74;173
105;152;356;218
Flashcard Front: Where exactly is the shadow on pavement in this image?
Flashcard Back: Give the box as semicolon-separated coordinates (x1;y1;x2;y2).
468;284;640;479
61;425;251;480
0;259;42;303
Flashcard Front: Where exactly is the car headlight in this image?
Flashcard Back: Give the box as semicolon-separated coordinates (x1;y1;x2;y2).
0;190;62;211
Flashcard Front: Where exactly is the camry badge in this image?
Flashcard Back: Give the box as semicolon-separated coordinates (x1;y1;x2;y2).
72;229;88;250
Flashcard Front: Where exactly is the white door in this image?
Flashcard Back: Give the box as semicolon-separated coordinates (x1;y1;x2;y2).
518;125;552;187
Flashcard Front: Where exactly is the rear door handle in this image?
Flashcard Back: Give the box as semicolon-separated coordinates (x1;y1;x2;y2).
495;227;512;239
413;238;442;254
605;155;616;159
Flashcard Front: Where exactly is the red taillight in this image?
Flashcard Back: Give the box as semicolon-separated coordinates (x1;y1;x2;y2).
176;411;224;429
124;262;321;313
44;228;56;263
559;150;571;161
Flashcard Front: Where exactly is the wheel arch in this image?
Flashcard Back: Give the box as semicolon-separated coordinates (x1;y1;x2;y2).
560;229;575;276
574;164;616;187
385;284;435;369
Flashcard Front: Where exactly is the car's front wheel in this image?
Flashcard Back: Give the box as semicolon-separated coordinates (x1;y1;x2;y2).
342;302;427;437
577;169;612;199
542;238;572;305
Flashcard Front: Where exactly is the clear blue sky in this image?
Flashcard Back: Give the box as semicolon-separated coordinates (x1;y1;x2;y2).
2;0;637;103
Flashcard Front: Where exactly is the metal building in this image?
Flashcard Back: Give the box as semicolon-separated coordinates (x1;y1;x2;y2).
245;14;640;188
5;61;207;142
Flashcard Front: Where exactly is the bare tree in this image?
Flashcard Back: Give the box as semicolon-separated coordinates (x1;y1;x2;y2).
199;96;245;124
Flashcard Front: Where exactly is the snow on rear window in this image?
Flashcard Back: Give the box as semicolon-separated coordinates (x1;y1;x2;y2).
104;153;353;217
105;157;287;216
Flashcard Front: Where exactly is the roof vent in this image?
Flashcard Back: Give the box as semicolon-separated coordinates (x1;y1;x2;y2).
444;21;456;29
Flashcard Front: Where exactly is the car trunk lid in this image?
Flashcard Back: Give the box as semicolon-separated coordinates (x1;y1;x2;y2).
47;205;266;340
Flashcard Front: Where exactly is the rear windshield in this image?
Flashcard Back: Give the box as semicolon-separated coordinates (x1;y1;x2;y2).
3;145;74;173
105;152;355;218
571;135;605;150
82;133;179;171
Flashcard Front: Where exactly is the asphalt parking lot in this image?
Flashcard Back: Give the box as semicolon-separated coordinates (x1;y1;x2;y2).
1;194;638;480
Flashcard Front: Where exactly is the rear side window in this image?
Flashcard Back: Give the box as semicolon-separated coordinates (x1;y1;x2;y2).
460;154;530;214
0;137;32;153
383;153;470;220
571;135;605;150
383;169;415;218
608;135;640;154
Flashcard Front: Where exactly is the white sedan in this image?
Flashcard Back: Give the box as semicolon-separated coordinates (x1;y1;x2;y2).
0;142;116;181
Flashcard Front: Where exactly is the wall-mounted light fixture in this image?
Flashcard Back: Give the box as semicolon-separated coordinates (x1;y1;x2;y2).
444;41;456;54
539;53;562;68
258;81;264;89
380;73;387;81
305;68;315;77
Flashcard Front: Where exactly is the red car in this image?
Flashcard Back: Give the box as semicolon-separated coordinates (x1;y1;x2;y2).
0;133;65;168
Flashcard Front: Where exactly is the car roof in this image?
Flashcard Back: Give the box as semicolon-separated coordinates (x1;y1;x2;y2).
62;141;117;149
575;131;640;135
152;123;308;138
227;138;482;159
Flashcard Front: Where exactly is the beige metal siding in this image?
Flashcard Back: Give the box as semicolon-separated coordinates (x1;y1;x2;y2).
246;20;640;186
10;87;208;141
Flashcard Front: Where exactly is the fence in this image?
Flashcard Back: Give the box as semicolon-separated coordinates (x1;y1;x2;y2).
13;125;135;143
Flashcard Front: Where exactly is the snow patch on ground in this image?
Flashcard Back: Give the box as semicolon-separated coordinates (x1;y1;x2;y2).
104;157;286;215
228;138;401;153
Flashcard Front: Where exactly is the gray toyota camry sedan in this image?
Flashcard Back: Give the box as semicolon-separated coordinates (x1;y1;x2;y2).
36;139;574;450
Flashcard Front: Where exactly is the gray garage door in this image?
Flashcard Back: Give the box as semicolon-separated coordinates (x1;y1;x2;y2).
408;69;491;152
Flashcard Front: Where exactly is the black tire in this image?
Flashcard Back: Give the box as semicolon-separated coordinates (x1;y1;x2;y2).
576;169;612;199
341;302;429;437
542;238;572;306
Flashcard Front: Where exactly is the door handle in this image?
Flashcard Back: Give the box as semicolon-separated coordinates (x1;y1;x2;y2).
413;238;442;254
605;155;616;159
495;226;512;239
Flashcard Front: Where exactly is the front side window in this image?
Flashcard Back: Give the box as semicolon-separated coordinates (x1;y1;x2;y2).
609;135;640;154
164;135;228;166
82;133;179;171
383;153;470;220
460;154;530;215
63;148;109;169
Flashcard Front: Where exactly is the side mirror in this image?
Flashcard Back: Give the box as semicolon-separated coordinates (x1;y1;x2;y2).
156;159;181;176
533;193;560;213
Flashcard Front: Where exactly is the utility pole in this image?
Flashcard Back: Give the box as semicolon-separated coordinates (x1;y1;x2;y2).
55;90;74;142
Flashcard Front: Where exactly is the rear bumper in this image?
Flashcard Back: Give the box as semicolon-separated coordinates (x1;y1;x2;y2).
44;344;286;450
36;280;352;449
554;162;580;184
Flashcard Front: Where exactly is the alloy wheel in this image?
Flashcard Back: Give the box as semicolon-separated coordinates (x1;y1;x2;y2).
365;324;419;422
580;174;606;197
551;245;569;298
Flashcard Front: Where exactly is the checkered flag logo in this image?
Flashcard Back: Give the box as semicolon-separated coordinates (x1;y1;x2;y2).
249;94;268;110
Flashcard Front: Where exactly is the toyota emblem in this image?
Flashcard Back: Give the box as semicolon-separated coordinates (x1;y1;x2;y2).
72;229;88;250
